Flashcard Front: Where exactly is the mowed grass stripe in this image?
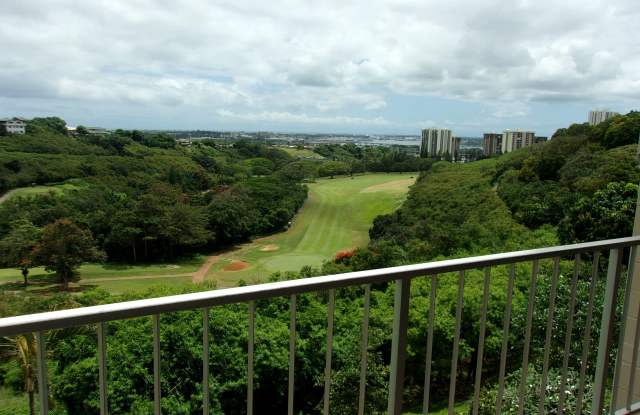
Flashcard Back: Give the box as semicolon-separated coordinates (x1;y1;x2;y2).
206;173;416;285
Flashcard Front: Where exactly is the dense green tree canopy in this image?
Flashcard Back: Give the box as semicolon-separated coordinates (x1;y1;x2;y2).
33;219;105;290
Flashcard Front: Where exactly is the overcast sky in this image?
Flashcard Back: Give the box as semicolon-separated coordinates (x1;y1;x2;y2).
0;0;638;136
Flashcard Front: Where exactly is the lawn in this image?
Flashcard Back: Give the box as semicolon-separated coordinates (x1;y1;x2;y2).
0;180;86;204
205;173;416;286
0;257;206;294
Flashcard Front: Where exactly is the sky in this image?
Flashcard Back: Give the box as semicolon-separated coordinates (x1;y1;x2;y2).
0;0;639;137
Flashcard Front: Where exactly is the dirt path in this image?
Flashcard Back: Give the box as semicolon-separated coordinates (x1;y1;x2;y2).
191;255;221;283
0;189;18;204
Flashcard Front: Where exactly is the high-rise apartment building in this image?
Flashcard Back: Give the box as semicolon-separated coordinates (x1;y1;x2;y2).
482;133;502;156
420;128;459;159
501;130;535;153
588;110;619;126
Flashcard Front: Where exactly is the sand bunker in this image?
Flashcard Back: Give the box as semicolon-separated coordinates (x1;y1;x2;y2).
260;244;280;252
223;261;250;271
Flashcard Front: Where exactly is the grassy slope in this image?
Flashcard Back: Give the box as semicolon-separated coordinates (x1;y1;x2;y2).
0;181;84;203
278;147;325;159
206;173;416;286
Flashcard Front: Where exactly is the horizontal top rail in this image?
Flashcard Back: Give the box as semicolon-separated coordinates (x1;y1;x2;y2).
1;236;639;337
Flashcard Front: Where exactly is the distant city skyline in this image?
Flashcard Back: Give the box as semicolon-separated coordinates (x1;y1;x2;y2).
1;1;638;137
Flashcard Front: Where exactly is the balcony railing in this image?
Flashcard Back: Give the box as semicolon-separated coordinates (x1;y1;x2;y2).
1;236;640;415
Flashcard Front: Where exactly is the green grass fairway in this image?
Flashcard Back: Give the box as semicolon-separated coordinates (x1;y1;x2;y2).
206;173;416;286
0;180;85;204
0;174;414;293
0;257;205;294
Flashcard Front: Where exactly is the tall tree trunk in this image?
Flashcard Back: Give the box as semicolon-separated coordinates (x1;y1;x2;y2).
27;366;35;415
62;270;69;291
132;241;137;263
28;389;35;415
22;268;29;287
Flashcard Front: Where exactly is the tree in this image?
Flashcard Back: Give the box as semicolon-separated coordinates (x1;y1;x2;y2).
75;125;89;136
0;219;42;287
0;334;38;415
318;161;350;178
33;219;105;290
558;182;638;244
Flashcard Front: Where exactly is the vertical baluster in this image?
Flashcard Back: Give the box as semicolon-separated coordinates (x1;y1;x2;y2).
593;248;623;414
496;264;515;415
627;299;640;410
36;331;48;415
558;254;581;415
203;308;209;415
539;257;560;413
576;251;600;414
472;268;491;415
611;245;637;411
517;260;539;415
98;322;108;415
422;275;437;414
153;314;161;415
358;284;371;415
248;301;255;415
323;289;335;415
288;295;296;415
388;278;411;415
448;271;465;415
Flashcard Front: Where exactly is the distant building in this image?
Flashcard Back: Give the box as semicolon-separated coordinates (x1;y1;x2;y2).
501;130;536;153
420;128;459;159
482;133;502;156
535;136;548;144
66;126;109;136
87;127;108;135
588;110;619;126
0;117;27;135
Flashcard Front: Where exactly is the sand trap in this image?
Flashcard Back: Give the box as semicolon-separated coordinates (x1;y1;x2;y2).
223;261;250;271
360;178;415;194
260;244;280;252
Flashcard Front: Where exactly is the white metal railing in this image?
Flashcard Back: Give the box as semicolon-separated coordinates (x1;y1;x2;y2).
1;236;640;415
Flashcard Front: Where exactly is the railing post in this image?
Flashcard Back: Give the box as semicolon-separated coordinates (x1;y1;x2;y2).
202;308;210;415
36;331;48;415
388;278;411;415
97;322;108;415
612;163;640;410
593;248;623;414
153;314;161;415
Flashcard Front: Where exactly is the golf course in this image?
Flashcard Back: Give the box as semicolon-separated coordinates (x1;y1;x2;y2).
0;173;415;293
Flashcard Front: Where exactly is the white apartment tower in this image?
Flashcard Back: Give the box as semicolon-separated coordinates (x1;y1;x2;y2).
501;130;536;153
420;128;459;159
588;110;619;126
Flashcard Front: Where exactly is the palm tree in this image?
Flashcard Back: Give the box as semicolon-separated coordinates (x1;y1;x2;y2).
1;334;39;415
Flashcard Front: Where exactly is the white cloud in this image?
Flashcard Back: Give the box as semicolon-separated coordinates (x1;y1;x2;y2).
0;0;638;132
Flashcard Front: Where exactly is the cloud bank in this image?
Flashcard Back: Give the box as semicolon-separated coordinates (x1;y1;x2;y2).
0;0;638;134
